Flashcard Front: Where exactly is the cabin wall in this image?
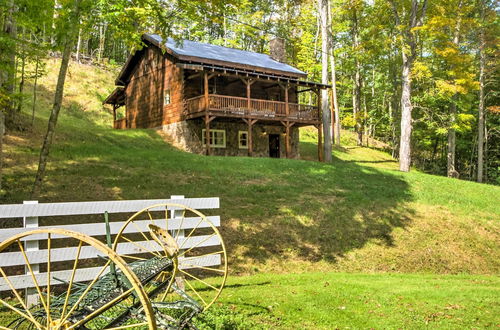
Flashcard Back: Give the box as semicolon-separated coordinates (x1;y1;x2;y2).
159;120;300;158
162;57;184;125
125;47;165;128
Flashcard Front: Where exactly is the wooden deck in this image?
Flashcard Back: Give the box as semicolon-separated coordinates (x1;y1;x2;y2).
184;94;320;124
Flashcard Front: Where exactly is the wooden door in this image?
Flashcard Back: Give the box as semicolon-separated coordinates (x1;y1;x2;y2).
269;134;280;158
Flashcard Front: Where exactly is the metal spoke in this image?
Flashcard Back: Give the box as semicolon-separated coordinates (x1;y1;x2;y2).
0;267;41;329
106;322;149;329
16;241;49;313
120;254;146;261
178;233;216;258
68;287;134;329
181;250;224;260
178;217;204;249
180;263;225;273
59;260;112;325
183;278;207;307
121;236;162;258
175;209;186;241
179;268;218;291
130;221;155;251
60;240;83;323
0;298;43;329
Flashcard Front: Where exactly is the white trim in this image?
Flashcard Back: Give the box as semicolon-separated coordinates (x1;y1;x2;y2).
238;131;248;149
163;89;171;105
202;129;226;148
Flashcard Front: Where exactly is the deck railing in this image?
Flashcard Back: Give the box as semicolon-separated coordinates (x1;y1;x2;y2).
184;94;319;121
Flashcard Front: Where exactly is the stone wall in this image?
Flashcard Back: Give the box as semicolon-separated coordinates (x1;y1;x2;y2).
158;119;300;158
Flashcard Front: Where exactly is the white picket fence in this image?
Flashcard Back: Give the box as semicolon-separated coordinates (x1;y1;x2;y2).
0;196;221;294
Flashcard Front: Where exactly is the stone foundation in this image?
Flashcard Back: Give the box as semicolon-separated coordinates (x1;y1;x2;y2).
158;119;300;158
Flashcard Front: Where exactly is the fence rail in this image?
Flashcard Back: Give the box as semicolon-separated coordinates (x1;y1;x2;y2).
0;196;221;294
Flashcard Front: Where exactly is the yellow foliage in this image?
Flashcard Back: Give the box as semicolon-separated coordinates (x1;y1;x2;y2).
412;61;432;81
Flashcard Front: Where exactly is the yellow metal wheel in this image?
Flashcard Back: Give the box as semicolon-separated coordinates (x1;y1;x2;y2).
113;203;228;313
0;228;156;330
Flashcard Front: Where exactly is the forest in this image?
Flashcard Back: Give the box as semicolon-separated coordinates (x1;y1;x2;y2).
0;0;498;193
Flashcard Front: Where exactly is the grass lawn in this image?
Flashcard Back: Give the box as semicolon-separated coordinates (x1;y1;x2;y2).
208;272;500;329
1;59;499;328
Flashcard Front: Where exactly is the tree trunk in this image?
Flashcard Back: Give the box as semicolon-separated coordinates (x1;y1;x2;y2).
477;3;486;183
351;8;362;146
447;3;462;178
327;1;341;146
76;25;82;63
0;111;4;193
2;0;17;123
318;0;332;162
399;51;413;172
391;0;428;172
97;22;107;63
32;57;39;126
16;53;25;114
32;0;82;198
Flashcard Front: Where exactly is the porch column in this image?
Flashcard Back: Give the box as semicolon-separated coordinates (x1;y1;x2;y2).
112;104;117;122
205;113;211;156
244;118;258;157
204;72;209;110
285;84;289;116
281;121;295;158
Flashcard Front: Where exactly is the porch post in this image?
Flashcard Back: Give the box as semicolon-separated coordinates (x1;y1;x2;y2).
112;104;117;122
246;79;251;109
204;72;209;110
285;84;289;116
244;118;257;157
205;113;211;156
282;121;294;159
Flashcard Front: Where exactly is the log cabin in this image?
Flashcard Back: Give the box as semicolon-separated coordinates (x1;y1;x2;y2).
104;34;330;159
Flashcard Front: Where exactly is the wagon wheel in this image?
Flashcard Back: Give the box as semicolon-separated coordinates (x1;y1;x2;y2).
0;228;156;330
113;203;228;317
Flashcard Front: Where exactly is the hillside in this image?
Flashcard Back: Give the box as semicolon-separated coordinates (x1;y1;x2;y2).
3;59;500;276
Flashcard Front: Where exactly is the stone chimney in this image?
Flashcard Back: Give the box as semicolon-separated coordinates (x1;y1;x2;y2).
269;37;286;63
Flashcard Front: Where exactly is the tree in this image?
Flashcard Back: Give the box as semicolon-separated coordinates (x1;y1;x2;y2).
317;0;332;162
390;0;428;172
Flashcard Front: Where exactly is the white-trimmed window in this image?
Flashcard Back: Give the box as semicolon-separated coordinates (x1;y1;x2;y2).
164;89;171;105
238;131;248;149
202;129;226;148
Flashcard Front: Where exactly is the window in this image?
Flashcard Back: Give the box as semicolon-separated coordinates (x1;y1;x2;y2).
164;89;171;105
238;131;248;149
202;129;226;148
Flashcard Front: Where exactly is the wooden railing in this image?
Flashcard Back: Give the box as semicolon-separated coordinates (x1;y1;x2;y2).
184;94;319;121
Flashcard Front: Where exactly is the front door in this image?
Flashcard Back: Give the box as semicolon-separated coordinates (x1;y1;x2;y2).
269;134;280;158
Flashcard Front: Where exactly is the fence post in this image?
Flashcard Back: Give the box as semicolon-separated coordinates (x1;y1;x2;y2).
23;200;39;306
171;195;185;290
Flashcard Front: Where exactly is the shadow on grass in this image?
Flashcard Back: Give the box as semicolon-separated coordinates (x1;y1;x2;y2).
5;99;414;272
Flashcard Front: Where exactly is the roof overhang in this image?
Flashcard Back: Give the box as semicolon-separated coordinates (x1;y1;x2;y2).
103;87;126;106
177;62;331;89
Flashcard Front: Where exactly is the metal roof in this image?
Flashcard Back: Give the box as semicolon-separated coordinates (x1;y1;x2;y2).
145;34;306;77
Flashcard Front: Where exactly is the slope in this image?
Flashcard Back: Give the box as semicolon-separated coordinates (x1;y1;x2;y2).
3;59;499;276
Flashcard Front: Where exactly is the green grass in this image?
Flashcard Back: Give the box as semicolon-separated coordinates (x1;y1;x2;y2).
3;59;500;276
208;272;500;329
2;59;500;329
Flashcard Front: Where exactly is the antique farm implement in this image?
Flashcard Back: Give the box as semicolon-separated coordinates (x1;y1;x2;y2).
0;203;227;329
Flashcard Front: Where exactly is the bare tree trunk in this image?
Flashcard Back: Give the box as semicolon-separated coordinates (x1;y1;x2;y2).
351;7;362;146
32;0;82;198
16;52;25;114
0;111;4;193
318;0;332;162
76;25;82;63
399;51;413;171
32;57;39;126
447;2;462;178
97;22;107;63
3;0;17;124
391;0;428;172
327;1;341;146
477;3;486;183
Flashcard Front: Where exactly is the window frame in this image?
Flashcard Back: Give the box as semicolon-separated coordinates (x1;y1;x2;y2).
202;129;226;148
238;131;249;149
163;89;171;105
